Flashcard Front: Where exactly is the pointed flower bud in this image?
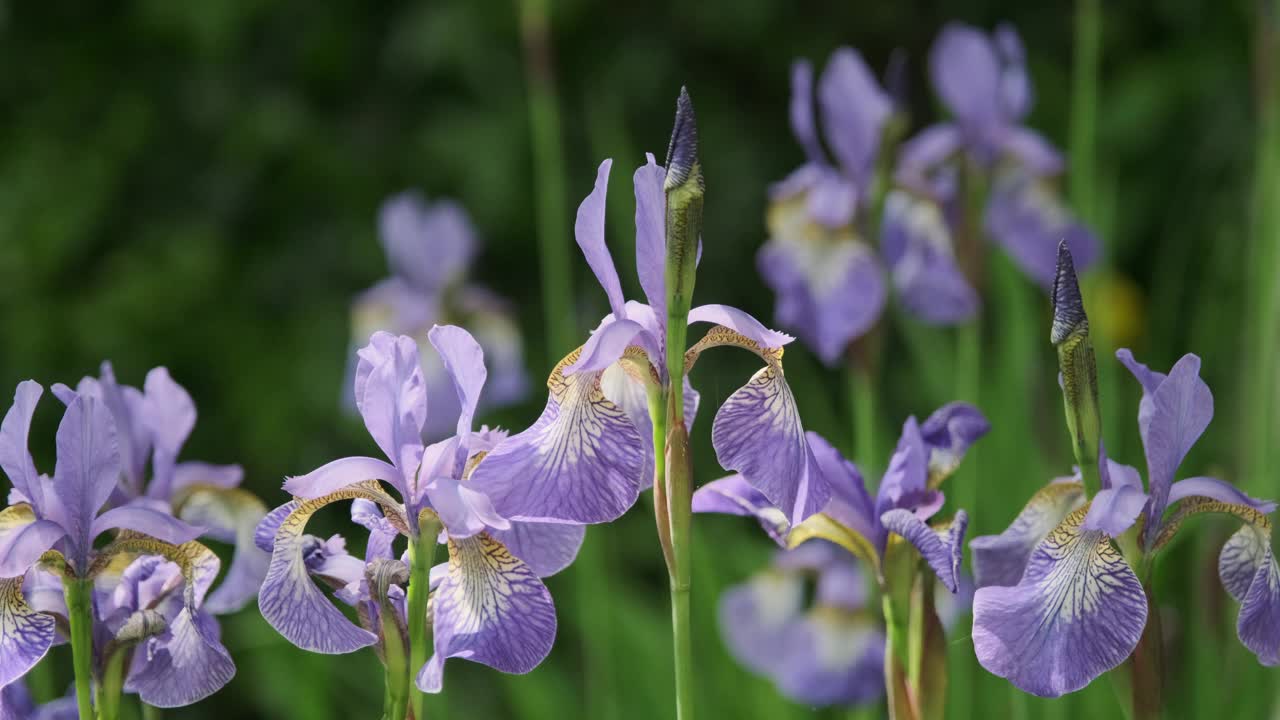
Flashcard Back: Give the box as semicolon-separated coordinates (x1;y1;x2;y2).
1051;241;1103;493
663;87;705;388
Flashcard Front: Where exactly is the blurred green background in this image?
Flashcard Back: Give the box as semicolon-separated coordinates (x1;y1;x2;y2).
1;0;1277;718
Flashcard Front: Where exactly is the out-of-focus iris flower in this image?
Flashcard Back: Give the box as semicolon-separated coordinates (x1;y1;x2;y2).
350;193;528;439
760;48;977;366
0;382;233;708
52;364;266;614
897;22;1099;290
468;155;829;529
259;327;579;693
696;405;986;595
0;681;75;719
971;248;1280;697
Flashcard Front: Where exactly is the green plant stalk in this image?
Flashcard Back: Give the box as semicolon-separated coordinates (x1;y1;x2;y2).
848;359;879;474
97;650;127;720
1057;334;1103;495
517;0;574;361
382;601;411;720
407;519;443;720
64;576;96;720
141;704;161;720
1070;0;1101;225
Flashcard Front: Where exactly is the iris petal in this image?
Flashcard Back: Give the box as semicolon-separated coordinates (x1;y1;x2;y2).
692;474;791;546
881;509;968;593
970;482;1085;588
0;576;55;688
127;609;235;708
487;522;585;578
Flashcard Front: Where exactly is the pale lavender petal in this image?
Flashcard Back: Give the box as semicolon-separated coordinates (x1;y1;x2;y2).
1000;128;1063;175
427;325;487;439
1115;348;1166;395
424;475;509;539
875;418;929;517
806;434;878;546
1105;459;1143;490
468;365;644;524
488;521;585;578
563;318;647;376
128;609;235;707
0;576;55;688
972;509;1147;697
692;475;791;546
253;501;297;554
417;534;556;692
0;382;46;515
141;367;196;500
688;305;793;350
919;402;990;481
93;363;150;492
994;24;1031;119
805;172;859;228
354;331;427;474
351;499;399;562
1217;523;1280;665
0;681;33;719
817;47;892;180
378;193;476;293
775;613;884;707
1221;524;1270;602
712;365;831;527
282;456;399;500
1138;354;1213;547
1081;485;1147;536
788;60;826;166
170;462;244;492
896;124;961;181
881;509;967;592
1169;477;1275;513
634;153;668;317
0;521;65;579
930;23;1001;128
985;173;1098;288
970;482;1086;588
51;394;121;567
882;191;979;326
575;159;627;320
718;570;804;677
204;539;270;616
91;504;201;546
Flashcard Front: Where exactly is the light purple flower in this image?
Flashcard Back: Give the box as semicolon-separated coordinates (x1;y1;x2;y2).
0;681;76;720
469;157;821;528
971;350;1279;696
350;193;529;440
259;327;580;692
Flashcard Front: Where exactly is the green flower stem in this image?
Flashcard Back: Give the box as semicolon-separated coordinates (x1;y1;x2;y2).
1070;0;1101;225
64;576;96;720
382;600;411;720
97;650;127;720
954;320;981;519
407;519;443;720
847;352;879;475
141;704;161;720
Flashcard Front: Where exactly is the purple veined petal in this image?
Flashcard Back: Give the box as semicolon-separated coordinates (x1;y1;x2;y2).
258;496;378;653
692;474;791;547
0;518;64;579
141;368;197;501
806;434;879;547
1169;477;1276;513
789;60;827;166
598;363;655;490
254;501;297;554
174;487;272;614
881;509;967;593
718;568;804;678
1081;485;1148;537
424;475;510;539
875;418;929;517
170;462;244;493
775;611;885;707
488;521;585;578
970;481;1086;588
1000;127;1063;175
427;324;487;441
0;575;56;688
127;609;235;707
575;159;628;320
50;394;122;569
972;507;1148;697
688;305;794;350
711;362;831;528
378;193;477;294
282;456;401;501
895;124;962;182
468;352;645;525
416;533;557;693
817;47;893;181
91;503;202;547
0;382;46;516
351;499;399;563
634;153;668;318
882;192;980;327
353;332;428;475
1137;354;1213;548
918;402;990;484
1218;524;1280;665
930;23;1002;129
563;318;648;376
804;172;859;229
22;567;68;623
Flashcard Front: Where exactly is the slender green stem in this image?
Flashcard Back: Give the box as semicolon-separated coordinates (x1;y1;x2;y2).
64;577;96;720
407;523;442;720
1070;0;1101;225
141;704;162;720
382;602;411;720
97;650;127;720
848;361;878;474
517;0;574;361
954;321;981;520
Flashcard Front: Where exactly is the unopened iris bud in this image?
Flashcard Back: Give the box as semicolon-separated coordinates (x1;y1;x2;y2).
664;86;704;368
1051;240;1102;493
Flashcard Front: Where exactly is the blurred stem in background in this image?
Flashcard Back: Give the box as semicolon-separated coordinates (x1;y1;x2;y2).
847;337;880;477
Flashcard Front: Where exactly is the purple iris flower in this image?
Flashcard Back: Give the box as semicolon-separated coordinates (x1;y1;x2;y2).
467;156;825;529
0;382;234;706
760;49;977;366
349;193;529;439
0;681;75;720
897;22;1099;290
971;351;1280;697
51;364;265;614
259;327;581;692
695;403;988;595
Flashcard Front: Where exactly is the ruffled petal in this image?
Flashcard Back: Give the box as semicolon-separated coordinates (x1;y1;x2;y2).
468;350;644;524
919;402;990;486
817;47;892;180
575;159;627;319
50;394;122;569
353;332;427;475
634;153;668;319
424;475;510;539
881;509;968;592
416;533;556;692
563;318;648;376
972;507;1147;697
128;609;235;707
0;576;55;688
427;324;488;440
970;482;1085;588
692;474;791;546
488;521;585;578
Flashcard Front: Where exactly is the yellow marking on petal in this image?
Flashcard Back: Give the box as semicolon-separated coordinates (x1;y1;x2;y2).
0;503;35;532
1150;497;1272;555
788;512;881;577
684;326;783;375
443;533;525;632
37;550;69;578
91;533;219;610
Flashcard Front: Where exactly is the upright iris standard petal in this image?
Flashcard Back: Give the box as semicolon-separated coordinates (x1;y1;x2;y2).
0;382;46;513
0;576;55;688
817;47;892;179
50;394;121;569
787;60;826;165
127;610;235;708
874;418;929;518
806;433;878;546
1081;485;1147;537
970;482;1085;588
929;23;1001;130
141;367;197;500
574;160;627;320
428;324;488;442
881;191;979;326
354;332;428;477
692;475;792;546
417;533;556;693
972;507;1148;697
919;402;990;485
378;193;476;295
881;509;968;593
633;154;668;320
468;350;645;524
